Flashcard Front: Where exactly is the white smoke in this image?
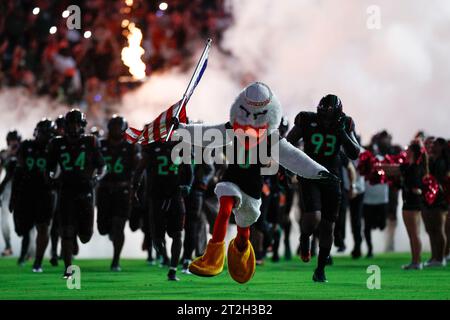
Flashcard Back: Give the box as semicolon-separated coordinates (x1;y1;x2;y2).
0;88;67;148
122;0;450;146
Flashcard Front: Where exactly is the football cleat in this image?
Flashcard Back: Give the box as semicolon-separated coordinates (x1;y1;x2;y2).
401;263;423;270
1;248;13;257
312;268;328;283
271;253;280;263
17;257;26;267
351;248;362;259
299;236;311;263
111;264;122;272
182;260;192;274
63;272;73;280
168;269;180;281
50;256;59;267
424;259;446;268
32;267;43;273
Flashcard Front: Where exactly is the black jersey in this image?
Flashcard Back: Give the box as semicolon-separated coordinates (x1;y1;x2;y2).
47;134;105;188
221;123;273;200
15;140;49;188
143;141;193;197
293;112;355;174
99;139;140;185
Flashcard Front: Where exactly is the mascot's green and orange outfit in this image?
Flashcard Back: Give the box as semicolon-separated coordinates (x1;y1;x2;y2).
176;82;336;284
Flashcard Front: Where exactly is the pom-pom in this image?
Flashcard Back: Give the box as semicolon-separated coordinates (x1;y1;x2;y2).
422;175;439;206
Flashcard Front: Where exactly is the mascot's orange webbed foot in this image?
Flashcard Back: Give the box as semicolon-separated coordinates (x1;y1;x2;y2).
227;238;256;284
189;240;225;277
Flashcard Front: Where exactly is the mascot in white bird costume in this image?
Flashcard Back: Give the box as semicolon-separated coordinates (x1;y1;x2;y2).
174;82;338;284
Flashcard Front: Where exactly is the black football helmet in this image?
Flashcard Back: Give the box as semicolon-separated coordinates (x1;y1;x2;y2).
107;114;128;141
6;130;22;144
55;115;66;129
279;116;289;138
107;115;128;132
65;109;87;137
34;118;56;142
317;94;343;125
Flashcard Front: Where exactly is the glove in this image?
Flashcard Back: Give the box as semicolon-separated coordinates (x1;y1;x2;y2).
316;170;341;185
132;190;141;206
168;117;180;131
335;115;347;132
179;185;191;197
90;175;101;189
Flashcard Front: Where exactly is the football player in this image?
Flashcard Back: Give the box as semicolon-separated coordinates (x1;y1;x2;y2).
287;94;360;282
271;117;295;262
9;119;56;272
49;115;65;266
182;159;215;273
97;115;140;271
135;140;193;281
47;109;106;278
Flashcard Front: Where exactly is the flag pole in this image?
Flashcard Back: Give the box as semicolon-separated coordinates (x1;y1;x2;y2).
165;38;212;142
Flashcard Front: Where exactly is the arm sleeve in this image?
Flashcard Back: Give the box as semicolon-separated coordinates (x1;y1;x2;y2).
286;113;304;146
46;139;58;174
132;147;149;188
93;137;106;170
274;138;329;179
339;117;361;160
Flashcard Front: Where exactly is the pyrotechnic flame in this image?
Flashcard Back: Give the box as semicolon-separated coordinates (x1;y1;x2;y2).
121;23;146;80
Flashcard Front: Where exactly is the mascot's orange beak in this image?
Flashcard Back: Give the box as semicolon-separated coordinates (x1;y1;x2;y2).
233;122;268;150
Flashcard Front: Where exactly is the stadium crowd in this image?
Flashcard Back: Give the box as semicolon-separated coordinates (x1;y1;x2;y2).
0;0;232;116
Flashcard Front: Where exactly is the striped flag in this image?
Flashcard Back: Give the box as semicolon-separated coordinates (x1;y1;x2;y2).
125;39;211;145
125;100;187;145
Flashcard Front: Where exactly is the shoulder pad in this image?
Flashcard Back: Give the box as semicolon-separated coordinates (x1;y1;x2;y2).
81;134;97;145
295;111;316;127
22;139;34;146
50;136;64;146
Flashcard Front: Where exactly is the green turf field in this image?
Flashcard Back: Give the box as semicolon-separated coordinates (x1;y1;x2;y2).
0;253;449;300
